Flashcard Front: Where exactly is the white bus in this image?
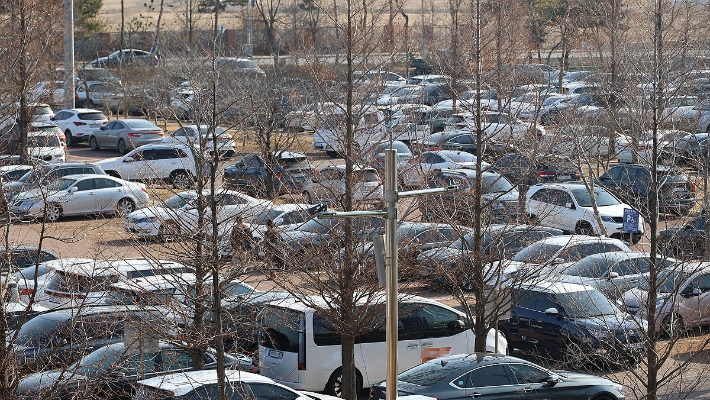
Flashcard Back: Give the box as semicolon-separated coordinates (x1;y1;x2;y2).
258;294;508;396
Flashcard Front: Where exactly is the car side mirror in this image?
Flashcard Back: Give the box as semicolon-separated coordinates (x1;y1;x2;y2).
68;186;78;194
608;271;620;280
545;375;560;386
693;287;703;296
123;156;134;163
447;319;466;334
565;202;575;209
544;307;559;316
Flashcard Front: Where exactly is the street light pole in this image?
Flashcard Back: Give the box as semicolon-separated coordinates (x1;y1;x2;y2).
63;0;75;110
319;149;457;400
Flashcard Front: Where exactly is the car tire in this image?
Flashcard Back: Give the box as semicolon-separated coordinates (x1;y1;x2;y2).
89;136;100;151
45;203;62;222
324;368;363;398
65;130;75;148
170;170;193;189
575;221;594;236
117;139;128;154
159;220;180;242
662;313;684;339
116;198;136;215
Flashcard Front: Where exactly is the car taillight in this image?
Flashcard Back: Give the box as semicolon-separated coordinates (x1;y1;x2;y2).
274;172;282;179
148;131;163;135
375;157;384;164
73;121;86;126
127;132;141;137
19;288;34;296
298;362;306;370
691;183;697;192
538;171;555;177
103;120;108;125
141;187;148;193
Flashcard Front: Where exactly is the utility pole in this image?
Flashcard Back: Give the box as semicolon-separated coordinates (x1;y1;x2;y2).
64;0;75;109
246;0;254;57
320;150;457;400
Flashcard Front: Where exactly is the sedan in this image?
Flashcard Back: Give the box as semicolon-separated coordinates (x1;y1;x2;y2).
17;341;251;399
88;119;164;154
401;150;490;187
91;49;159;68
10;174;149;222
370;353;625;400
161;124;236;156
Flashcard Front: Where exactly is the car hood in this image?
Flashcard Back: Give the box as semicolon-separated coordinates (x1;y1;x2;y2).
620;287;650;312
555;274;602;287
587;202;630;217
570;312;646;333
553;369;620;386
13;189;57;202
28;147;63;156
128;206;174;221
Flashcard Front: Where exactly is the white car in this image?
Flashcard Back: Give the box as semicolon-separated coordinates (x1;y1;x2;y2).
96;143;198;189
543;125;630;158
526;182;644;241
617;129;689;163
169;85;194;119
50;108;108;147
302;164;383;205
443;111;545;147
126;189;270;239
10;173;149;222
402;150;490;187
14;258;94;303
0;165;34;182
161;124;236;156
27;131;66;163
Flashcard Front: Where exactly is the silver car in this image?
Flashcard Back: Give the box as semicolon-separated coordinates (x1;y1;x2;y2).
88;118;164;154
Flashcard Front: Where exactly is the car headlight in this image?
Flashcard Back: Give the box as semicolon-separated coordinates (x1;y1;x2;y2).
587;328;613;340
601;215;617;222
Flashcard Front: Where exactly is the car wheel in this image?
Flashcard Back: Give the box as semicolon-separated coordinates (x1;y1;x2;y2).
575;221;594;236
116;198;136;215
89;136;100;151
324;368;363;398
302;191;313;204
171;170;193;189
117;139;127;154
45;203;62;222
65;130;75;148
662;313;685;339
159;220;180;242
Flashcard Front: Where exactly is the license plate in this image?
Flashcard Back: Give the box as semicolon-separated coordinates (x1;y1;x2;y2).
90;124;99;128
268;349;283;359
560;175;571;181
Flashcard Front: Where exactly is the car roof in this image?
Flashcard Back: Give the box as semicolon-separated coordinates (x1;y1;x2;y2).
483;224;562;235
46;162;100;168
35;304;162;322
266;292;457;313
263;203;313;212
529;182;590;191
533;235;626;247
137;370;275;396
522;279;597;294
110;272;198;291
323;164;376;172
579;251;658;263
61;173;114;180
412;353;533;373
52;258;188;276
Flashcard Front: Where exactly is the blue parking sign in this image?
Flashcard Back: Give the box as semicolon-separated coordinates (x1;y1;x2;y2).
623;208;640;234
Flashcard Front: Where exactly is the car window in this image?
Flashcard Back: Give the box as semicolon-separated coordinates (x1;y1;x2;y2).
161;349;196;371
173;128;185;137
411;303;462;338
243;383;299;400
451;134;473;144
66;167;85;176
119;351;159;375
75;179;95;191
137;150;157;160
76;316;125;341
508;363;549;384
615;258;651;275
219;194;248;206
104;121;116;130
688;274;710;292
548;189;573;207
557;243;621;263
454;364;512;388
530;189;550;203
95;178;122;189
281;210;310;225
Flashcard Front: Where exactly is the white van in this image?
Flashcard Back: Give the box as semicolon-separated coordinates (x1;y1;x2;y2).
258;294;507;395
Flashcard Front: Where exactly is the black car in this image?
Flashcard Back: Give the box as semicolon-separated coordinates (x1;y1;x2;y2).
597;164;696;216
17;341;250;400
658;213;708;259
224;151;315;197
491;152;580;187
370;353;625;400
500;282;646;367
12;306;171;371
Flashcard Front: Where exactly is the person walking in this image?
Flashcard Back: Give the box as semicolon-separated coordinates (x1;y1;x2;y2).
230;216;256;266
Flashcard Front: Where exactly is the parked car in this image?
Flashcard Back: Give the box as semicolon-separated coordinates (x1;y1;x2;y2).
88;118;164;154
12;305;172;371
490;153;580;186
658;132;710;168
365;140;412;172
2;277;47;331
302;165;383;205
96;144;198;189
76;81;124;111
0;122;66;163
124;190;197;240
617;129;689;163
0;165;34;183
417;131;483;155
17;341;249;399
500;281;646;366
10;174;149;222
418;168;519;224
401;150;489;187
224;151;316;196
597;164;696;216
214;57;265;76
658;213;708;259
134;369;339;400
51;108;108;147
14;258;86;303
3;162;106;202
278;216;384;257
621;262;710;336
370;353;625;400
161;124;236;156
526;182;644;241
408;74;450;85
443;111;544;154
0;245;59;273
552;251;677;300
77;66;121;84
91;49;159;68
544;125;630;159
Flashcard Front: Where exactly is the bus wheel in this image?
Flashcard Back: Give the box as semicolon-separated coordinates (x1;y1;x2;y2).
325;368;363;398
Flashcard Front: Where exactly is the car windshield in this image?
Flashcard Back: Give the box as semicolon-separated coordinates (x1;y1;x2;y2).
163;193;192;209
398;360;463;386
447;152;476;163
126;120;158;129
571;188;620;207
34;106;53;115
556;289;618;318
46;178;75;191
513;243;563;264
73;346;123;376
638;269;690;293
564;256;612;278
37;125;63;135
278;157;310;169
28;135;60;147
253;209;288;225
391;86;419;97
482;174;514;193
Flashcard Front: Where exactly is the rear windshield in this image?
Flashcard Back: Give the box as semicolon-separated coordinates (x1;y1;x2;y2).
482;174;514;193
278;157;310;169
78;113;106;121
398;360;461;386
46;270;119;294
126;120;158;129
259;307;304;353
36;125;62;135
512;243;563;264
163;193;192;209
126;266;193;279
34;106;53;115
